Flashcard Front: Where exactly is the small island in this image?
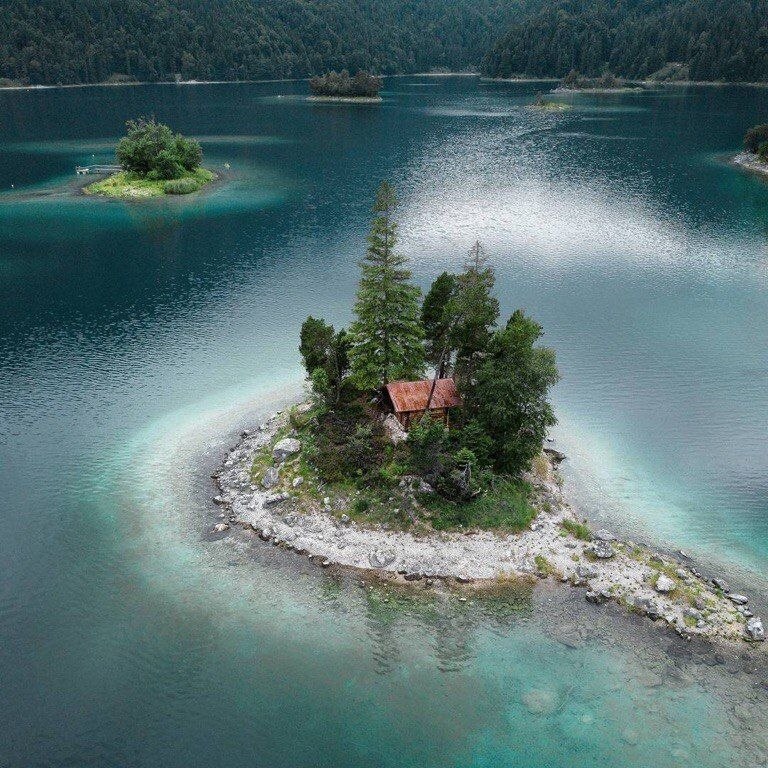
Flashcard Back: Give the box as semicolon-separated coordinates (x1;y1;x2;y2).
308;70;383;102
211;182;765;646
528;93;571;112
732;123;768;177
84;118;214;198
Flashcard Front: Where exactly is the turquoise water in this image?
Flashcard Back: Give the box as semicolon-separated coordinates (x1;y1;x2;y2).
1;78;767;766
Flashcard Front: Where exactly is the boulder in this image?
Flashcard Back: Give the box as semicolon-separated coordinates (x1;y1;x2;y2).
728;593;749;605
264;492;289;505
368;550;396;569
585;589;608;604
213;522;229;533
593;529;616;542
712;578;729;592
634;596;662;620
292;476;304;488
654;574;676;594
745;617;765;642
261;466;280;489
273;437;301;463
383;414;408;445
543;447;566;464
589;541;615;559
576;564;599;579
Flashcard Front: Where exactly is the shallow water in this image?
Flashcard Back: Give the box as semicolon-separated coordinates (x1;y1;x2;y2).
1;77;767;766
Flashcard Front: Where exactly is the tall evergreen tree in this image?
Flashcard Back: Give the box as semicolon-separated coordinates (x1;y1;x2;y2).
348;182;425;390
466;309;559;475
450;241;500;387
421;271;457;377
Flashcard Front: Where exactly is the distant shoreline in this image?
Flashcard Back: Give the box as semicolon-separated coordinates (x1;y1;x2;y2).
8;73;768;93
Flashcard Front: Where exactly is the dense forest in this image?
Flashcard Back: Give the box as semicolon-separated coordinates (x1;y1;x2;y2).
483;0;768;82
0;0;522;86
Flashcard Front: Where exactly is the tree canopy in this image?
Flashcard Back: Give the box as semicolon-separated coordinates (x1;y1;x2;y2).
466;309;560;475
348;182;425;390
309;70;382;97
116;118;202;180
483;0;768;83
0;0;522;86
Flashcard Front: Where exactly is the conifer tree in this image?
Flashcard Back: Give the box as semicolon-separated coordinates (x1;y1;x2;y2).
348;182;425;390
450;241;500;387
421;271;457;377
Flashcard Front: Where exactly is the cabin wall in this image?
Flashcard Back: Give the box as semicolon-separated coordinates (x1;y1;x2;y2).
396;408;450;429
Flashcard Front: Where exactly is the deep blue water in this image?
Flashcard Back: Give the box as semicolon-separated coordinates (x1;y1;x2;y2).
1;77;767;767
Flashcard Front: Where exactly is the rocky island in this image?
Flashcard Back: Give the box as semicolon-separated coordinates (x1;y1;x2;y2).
732;122;768;178
209;182;765;648
84;118;215;198
308;70;382;102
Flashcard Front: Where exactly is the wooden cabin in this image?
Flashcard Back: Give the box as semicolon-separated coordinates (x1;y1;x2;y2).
384;378;462;429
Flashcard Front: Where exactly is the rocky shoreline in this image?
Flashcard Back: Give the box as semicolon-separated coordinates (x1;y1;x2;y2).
732;151;768;177
211;407;766;647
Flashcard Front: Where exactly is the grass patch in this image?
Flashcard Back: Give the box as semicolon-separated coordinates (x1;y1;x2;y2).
534;554;555;576
561;518;592;541
85;167;215;198
424;478;535;532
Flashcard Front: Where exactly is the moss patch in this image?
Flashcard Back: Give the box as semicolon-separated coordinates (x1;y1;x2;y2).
84;167;215;198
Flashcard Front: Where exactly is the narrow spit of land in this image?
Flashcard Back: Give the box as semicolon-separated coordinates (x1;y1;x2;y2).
210;405;766;649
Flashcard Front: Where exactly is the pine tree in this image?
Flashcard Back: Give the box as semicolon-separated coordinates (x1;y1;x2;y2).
421;271;457;377
348;182;425;390
450;241;500;388
466;309;559;475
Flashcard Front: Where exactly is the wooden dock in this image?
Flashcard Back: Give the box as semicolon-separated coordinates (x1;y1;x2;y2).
75;165;121;175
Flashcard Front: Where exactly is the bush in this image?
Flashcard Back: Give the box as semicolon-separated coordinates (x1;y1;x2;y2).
561;518;592;540
428;478;534;531
163;177;200;194
744;124;768;153
116;117;203;180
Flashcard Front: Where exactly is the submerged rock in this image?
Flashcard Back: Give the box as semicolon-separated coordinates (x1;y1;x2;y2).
521;688;559;715
213;522;229;533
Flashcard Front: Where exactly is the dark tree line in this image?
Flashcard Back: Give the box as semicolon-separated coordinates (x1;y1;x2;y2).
483;0;768;83
0;0;522;86
309;70;382;97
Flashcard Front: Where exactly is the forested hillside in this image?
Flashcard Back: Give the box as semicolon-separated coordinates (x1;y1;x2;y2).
483;0;768;82
0;0;522;86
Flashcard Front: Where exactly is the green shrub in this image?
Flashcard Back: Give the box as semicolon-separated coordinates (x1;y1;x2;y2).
117;117;203;180
163;177;200;194
561;518;592;540
428;478;534;531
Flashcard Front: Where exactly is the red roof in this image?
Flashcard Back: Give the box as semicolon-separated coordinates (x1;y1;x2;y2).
385;378;462;413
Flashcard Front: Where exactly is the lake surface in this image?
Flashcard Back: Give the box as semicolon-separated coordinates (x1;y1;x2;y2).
1;77;767;767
